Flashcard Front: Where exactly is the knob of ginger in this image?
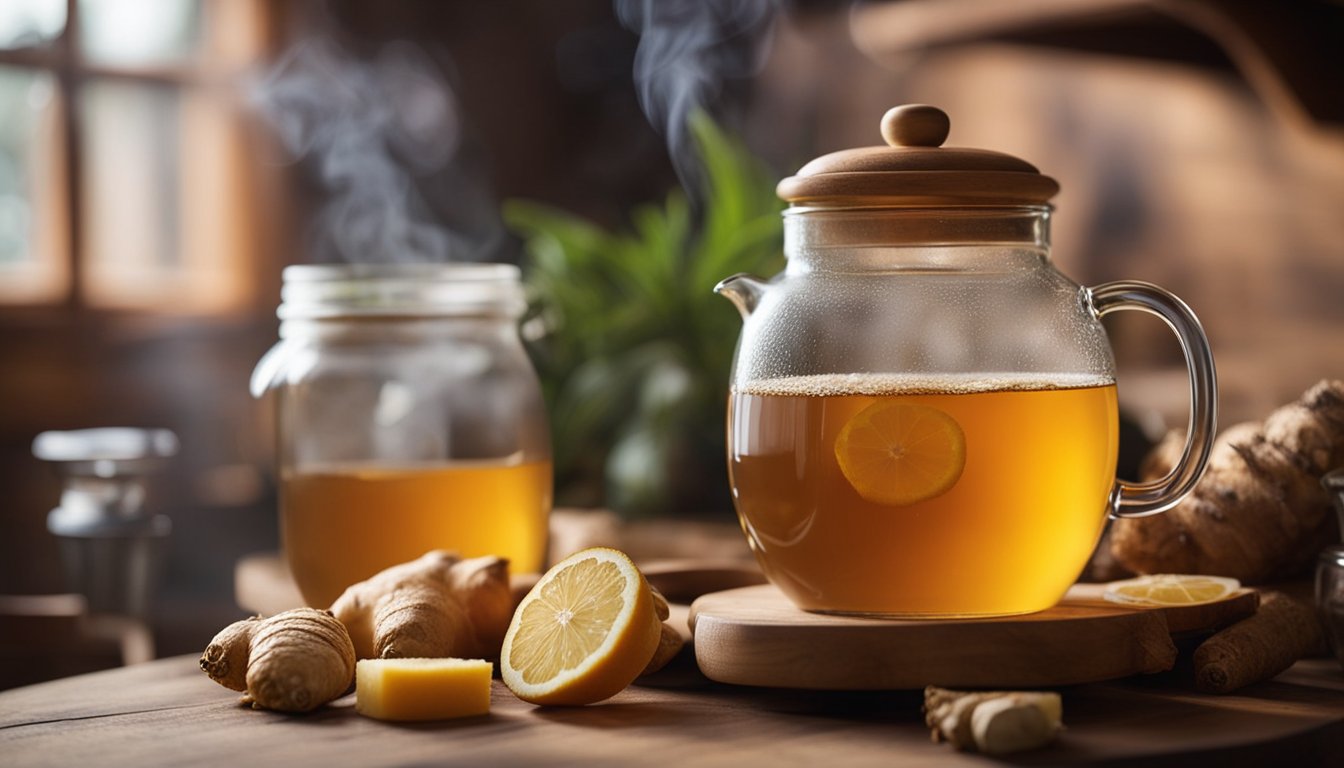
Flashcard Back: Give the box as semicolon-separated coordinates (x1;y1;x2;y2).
330;550;514;660
924;687;1063;755
199;607;356;713
1112;379;1344;582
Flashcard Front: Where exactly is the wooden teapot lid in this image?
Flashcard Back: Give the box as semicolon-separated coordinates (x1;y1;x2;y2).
776;105;1059;207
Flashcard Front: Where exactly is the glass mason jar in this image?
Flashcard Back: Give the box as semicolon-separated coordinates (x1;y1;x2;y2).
252;264;551;607
716;106;1217;617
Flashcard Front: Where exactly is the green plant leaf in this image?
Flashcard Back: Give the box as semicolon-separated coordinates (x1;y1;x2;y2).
507;113;784;517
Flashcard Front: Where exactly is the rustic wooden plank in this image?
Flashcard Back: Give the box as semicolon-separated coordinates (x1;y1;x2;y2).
0;656;1341;767
0;659;969;768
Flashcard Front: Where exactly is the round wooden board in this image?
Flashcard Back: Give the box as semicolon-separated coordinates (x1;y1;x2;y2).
690;583;1257;690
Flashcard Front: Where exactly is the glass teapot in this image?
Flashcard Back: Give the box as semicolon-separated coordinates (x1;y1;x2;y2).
716;105;1216;617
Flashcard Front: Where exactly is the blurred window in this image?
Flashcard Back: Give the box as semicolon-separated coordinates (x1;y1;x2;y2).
0;0;267;314
79;0;202;66
0;68;67;303
0;1;66;49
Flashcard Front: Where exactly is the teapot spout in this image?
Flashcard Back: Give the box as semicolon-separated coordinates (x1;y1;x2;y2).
714;273;768;320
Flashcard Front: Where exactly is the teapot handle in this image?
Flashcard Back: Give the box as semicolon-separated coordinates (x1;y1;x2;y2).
1088;281;1218;518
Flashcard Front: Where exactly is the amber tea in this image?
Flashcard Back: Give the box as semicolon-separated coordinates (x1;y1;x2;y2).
283;459;552;607
728;373;1118;616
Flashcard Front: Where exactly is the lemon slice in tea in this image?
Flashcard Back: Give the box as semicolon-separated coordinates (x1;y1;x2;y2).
834;401;967;506
1102;574;1241;607
501;547;661;706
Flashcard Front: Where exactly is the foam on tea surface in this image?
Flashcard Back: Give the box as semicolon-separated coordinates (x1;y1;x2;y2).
736;371;1115;398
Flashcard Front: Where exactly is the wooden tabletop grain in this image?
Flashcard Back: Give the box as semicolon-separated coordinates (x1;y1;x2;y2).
1;654;1342;767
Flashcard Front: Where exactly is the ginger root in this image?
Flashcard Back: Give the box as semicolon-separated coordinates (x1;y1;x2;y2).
639;585;687;676
640;622;686;676
1193;591;1325;694
200;607;356;713
1111;380;1344;583
330;550;513;660
924;687;1062;754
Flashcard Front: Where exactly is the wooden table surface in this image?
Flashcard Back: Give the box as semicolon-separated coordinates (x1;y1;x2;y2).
2;653;1342;767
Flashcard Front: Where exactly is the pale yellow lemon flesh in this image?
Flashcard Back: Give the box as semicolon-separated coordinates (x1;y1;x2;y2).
1103;574;1241;606
500;547;661;706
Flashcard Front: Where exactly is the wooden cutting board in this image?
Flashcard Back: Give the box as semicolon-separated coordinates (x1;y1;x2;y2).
690;583;1257;690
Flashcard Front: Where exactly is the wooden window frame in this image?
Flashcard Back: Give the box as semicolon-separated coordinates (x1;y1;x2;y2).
0;0;275;319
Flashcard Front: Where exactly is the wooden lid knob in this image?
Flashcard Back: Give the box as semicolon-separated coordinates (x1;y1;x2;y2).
881;105;950;148
777;104;1058;206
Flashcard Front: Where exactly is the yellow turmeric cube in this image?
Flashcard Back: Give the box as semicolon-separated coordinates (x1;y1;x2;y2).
355;658;492;721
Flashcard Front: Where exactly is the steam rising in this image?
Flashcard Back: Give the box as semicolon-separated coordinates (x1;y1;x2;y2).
615;0;778;193
254;39;497;263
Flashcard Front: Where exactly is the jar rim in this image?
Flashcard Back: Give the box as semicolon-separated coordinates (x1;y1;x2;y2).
282;262;519;283
781;204;1053;217
278;262;526;320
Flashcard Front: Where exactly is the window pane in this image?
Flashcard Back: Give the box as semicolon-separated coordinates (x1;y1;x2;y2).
81;81;183;293
0;66;67;303
81;79;250;313
0;0;65;50
79;0;202;66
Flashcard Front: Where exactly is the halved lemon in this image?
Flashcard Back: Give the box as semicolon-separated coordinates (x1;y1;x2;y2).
500;547;661;706
834;401;967;506
1103;574;1241;607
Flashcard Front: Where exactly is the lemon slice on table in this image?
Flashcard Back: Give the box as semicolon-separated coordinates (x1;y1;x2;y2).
1103;574;1242;607
501;547;661;706
834;401;967;506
